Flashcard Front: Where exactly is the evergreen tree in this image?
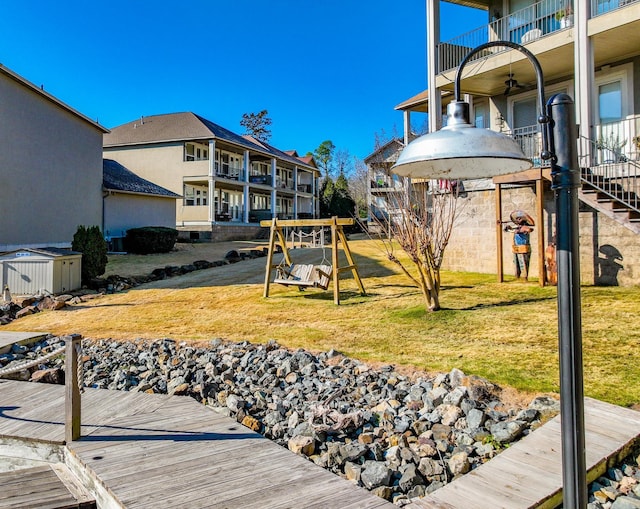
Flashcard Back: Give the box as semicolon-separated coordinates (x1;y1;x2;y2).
331;172;356;218
319;177;335;218
72;225;108;284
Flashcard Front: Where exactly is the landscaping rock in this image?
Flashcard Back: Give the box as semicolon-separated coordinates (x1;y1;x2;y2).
11;334;562;502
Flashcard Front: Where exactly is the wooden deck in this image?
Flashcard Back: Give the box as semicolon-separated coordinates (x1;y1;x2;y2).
407;397;640;509
0;332;48;354
0;379;393;508
0;463;96;509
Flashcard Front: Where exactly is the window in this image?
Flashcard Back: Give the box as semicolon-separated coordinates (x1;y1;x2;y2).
216;150;243;177
183;184;208;206
184;142;209;162
598;81;623;124
474;103;487;129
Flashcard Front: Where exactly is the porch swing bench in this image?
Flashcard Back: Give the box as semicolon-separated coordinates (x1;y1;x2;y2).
274;263;332;290
262;217;366;305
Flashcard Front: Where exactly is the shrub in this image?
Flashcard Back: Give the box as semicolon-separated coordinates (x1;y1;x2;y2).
124;226;178;254
72;225;108;284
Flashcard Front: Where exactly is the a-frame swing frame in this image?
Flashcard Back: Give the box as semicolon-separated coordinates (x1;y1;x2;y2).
261;217;366;305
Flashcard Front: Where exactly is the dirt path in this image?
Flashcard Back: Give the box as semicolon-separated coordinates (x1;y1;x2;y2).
108;240;324;289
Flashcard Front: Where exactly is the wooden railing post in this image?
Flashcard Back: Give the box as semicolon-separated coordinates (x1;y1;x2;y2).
64;334;82;442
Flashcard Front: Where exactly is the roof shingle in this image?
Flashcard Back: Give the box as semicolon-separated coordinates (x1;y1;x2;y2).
103;159;181;198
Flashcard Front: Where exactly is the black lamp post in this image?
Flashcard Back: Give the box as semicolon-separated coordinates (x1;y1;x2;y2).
393;40;587;508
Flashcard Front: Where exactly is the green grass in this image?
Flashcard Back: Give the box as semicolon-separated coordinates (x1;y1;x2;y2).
9;239;640;407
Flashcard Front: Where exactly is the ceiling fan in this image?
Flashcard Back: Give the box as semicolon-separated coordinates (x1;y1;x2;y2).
504;73;525;96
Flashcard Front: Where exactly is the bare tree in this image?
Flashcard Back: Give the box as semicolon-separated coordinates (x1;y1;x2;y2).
370;179;461;312
349;158;370;219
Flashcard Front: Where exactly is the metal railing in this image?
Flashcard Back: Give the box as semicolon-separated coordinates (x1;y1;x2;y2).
592;0;639;16
578;135;640;212
437;0;572;73
370;175;403;189
501;121;639;212
216;169;245;181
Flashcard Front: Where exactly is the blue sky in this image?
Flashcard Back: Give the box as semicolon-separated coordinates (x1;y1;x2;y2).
1;1;485;161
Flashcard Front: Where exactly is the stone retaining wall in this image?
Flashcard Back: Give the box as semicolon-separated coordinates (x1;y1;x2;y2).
444;183;640;286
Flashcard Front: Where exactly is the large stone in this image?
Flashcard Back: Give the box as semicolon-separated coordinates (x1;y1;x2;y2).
288;435;315;456
612;497;640;509
399;464;425;492
418;457;444;478
30;368;64;384
448;451;470;476
361;461;392;490
490;420;527;443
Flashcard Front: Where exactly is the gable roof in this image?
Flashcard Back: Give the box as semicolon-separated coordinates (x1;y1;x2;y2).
364;138;405;164
103;159;181;198
0;64;108;133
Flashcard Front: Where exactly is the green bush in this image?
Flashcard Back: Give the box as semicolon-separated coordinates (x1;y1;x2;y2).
124;226;178;254
72;225;108;284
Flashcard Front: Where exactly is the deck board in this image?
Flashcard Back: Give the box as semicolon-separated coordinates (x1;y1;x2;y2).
408;396;640;509
3;371;640;509
0;379;394;508
0;463;95;509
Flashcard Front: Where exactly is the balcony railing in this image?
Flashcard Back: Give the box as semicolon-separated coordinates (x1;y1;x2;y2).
276;178;295;191
592;0;639;17
371;175;403;189
216;169;245;181
297;183;313;193
505;115;640;166
437;0;572;74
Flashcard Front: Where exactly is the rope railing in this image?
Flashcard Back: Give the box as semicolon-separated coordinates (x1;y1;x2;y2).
0;334;83;442
0;344;66;377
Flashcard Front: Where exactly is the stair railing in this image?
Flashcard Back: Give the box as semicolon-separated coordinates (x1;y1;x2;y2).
578;135;640;213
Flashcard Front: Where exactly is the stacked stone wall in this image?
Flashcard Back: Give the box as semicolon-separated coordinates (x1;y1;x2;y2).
443;185;639;286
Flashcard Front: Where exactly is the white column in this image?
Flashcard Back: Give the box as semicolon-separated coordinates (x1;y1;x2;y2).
271;158;277;218
427;0;442;133
208;139;216;177
293;167;298;218
208;139;216;223
403;110;411;144
243;186;250;223
243;150;250;182
208;178;215;223
574;0;593;146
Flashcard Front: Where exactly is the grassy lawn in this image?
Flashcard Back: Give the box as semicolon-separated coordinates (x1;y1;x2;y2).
8;238;640;407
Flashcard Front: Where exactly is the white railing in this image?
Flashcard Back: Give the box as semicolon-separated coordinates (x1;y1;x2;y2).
437;0;572;73
592;0;639;16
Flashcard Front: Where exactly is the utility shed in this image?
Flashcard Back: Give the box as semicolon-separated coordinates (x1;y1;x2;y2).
0;248;82;295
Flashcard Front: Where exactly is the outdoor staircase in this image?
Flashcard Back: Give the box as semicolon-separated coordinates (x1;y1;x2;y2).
575;136;640;235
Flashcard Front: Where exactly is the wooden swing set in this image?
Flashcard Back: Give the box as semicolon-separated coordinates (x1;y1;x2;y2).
261;217;366;305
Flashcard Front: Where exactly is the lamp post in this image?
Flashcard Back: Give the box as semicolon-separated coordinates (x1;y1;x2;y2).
393;40;587;508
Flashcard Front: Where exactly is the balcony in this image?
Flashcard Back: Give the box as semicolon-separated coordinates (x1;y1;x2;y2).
249;174;272;185
297;183;313;193
505;114;640;167
593;0;639;16
371;175;402;190
276;178;295;191
437;0;571;74
216;168;245;181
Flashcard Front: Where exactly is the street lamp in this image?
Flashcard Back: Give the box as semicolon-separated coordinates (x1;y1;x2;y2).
393;40;587;508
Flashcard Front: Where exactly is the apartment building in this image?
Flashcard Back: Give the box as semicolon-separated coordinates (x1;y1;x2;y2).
396;0;640;285
0;65;106;251
103;112;320;241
